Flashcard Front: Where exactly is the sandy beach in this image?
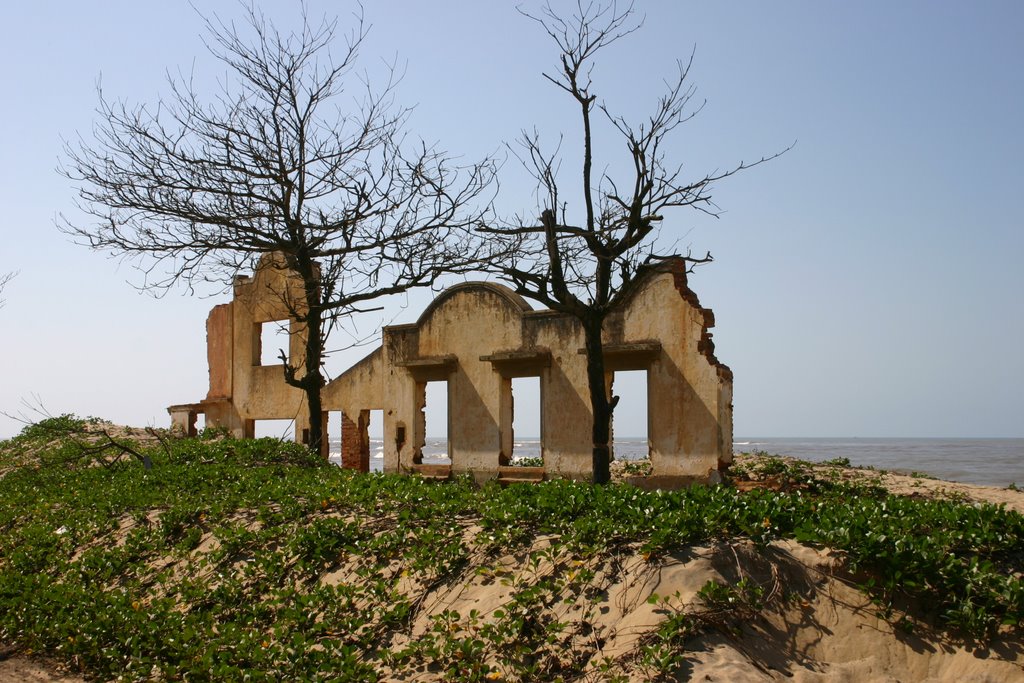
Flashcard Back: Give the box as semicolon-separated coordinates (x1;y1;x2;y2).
727;451;1024;514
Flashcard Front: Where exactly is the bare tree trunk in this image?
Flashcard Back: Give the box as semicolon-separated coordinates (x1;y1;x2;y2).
479;3;783;485
277;255;328;458
583;317;612;484
301;272;326;457
302;330;325;456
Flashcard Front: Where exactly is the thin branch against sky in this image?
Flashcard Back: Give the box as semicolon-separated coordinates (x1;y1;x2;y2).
0;1;1021;438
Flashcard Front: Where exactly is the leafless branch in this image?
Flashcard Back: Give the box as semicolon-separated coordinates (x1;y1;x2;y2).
59;3;500;453
479;2;787;483
0;270;16;309
2;399;155;469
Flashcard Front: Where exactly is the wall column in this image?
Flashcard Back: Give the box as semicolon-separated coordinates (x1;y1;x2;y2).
340;411;369;472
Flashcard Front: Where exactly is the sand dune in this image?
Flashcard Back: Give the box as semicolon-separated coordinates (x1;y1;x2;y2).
3;455;1023;681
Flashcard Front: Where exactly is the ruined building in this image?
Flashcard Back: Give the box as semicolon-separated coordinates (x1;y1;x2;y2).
169;254;733;484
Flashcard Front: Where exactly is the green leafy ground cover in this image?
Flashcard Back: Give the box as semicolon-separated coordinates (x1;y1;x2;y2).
0;417;1022;681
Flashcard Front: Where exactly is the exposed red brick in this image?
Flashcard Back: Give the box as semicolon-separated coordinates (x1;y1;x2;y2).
668;263;734;382
340;411;369;472
205;304;233;400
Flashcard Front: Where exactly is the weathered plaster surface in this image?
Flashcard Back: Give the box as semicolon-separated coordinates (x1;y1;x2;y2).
170;256;733;485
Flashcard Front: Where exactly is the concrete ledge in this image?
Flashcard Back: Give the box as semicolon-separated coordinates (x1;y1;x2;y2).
497;466;546;484
395;355;458;369
396;355;458;381
481;349;552;377
411;463;452;480
599;341;663;371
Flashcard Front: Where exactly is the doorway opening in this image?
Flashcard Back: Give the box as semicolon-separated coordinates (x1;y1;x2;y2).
328;408;385;471
326;410;343;466
510;376;542;465
611;369;649;463
194;412;207;436
417;380;450;464
368;409;384;472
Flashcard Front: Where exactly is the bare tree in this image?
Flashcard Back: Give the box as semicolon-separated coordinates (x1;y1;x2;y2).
61;4;494;455
480;2;788;483
0;271;14;309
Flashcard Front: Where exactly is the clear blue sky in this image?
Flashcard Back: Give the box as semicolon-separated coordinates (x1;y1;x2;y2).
1;1;1022;439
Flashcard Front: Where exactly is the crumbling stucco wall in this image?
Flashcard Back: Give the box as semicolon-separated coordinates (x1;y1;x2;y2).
170;256;733;485
361;266;732;483
229;253;308;434
321;347;383;470
169;253;309;441
615;262;734;479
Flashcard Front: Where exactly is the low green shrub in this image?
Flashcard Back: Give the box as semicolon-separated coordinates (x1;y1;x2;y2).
0;416;1021;680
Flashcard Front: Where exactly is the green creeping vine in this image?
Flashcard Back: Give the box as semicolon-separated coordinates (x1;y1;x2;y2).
0;421;1022;680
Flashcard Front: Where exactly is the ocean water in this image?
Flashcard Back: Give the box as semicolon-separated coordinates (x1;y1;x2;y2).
327;436;1024;488
734;438;1024;488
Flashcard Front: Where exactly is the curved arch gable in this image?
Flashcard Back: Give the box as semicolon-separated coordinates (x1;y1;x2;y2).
414;281;532;327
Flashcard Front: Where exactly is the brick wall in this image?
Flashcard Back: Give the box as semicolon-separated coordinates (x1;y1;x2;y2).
340;412;369;472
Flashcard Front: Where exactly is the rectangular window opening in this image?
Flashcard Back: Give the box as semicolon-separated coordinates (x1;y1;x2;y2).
511;376;542;466
611;370;649;462
252;418;296;442
422;380;450;464
258;320;290;366
368;409;384;472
